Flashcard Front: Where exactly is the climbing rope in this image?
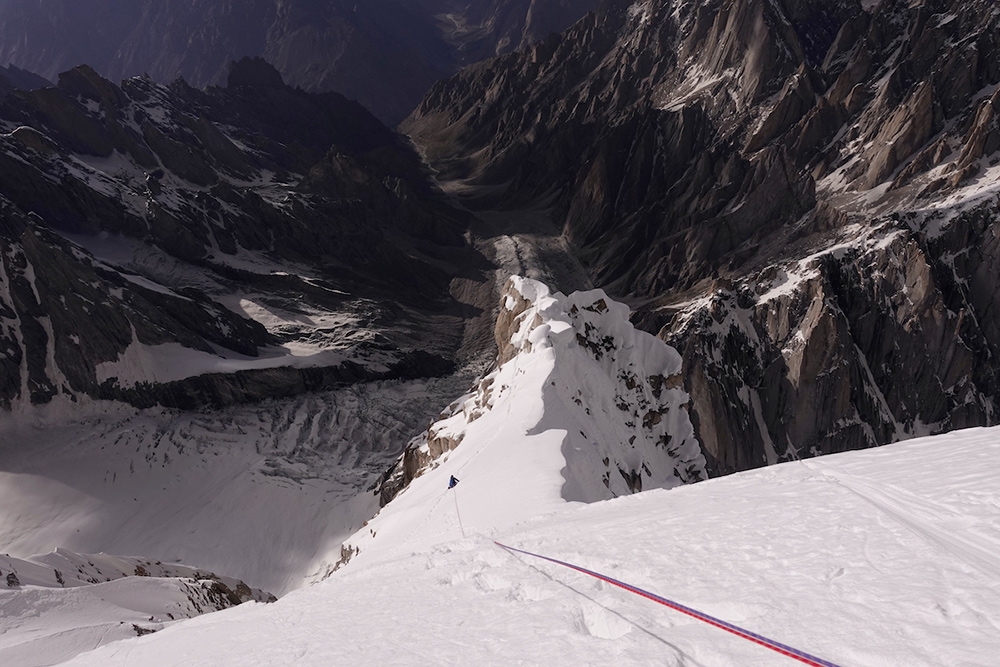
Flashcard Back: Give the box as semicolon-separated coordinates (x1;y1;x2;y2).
495;542;843;667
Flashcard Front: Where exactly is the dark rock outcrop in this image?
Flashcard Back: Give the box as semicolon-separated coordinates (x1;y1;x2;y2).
658;205;999;475
227;56;285;90
98;350;455;411
0;207;273;407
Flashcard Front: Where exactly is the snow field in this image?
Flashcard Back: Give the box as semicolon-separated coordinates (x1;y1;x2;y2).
60;426;1000;666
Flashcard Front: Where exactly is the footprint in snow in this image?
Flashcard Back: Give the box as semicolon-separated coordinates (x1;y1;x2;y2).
474;571;511;593
474;549;506;568
443;570;476;586
509;582;557;602
578;602;632;640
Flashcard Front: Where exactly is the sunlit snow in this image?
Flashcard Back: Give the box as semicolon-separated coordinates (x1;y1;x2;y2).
3;279;999;666
58;428;1000;667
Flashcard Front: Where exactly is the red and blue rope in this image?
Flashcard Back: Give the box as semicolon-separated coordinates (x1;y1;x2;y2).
495;541;843;667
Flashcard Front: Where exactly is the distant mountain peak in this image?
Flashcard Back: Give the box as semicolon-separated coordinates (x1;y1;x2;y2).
227;56;285;90
0;0;599;124
0;63;51;92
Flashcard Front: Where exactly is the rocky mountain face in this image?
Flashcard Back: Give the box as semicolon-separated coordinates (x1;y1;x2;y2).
0;0;597;124
0;58;481;411
440;0;599;63
404;0;1000;476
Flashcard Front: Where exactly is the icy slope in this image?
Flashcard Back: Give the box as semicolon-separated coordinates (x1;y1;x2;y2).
61;426;1000;666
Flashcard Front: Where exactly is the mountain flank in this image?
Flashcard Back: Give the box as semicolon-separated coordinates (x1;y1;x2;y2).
0;58;485;411
404;0;1000;475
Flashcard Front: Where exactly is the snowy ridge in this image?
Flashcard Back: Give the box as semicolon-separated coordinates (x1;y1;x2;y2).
493;276;707;496
0;549;272;596
346;277;705;572
421;275;705;499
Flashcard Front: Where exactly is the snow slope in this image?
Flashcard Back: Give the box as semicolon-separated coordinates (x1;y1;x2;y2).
5;277;1000;665
47;278;1000;666
58;426;1000;666
492;276;705;494
358;277;705;571
0;551;273;667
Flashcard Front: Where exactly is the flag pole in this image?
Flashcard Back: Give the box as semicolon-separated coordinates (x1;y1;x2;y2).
452;486;467;538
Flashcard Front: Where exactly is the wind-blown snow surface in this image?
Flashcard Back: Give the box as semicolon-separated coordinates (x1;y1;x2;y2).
58;426;1000;666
